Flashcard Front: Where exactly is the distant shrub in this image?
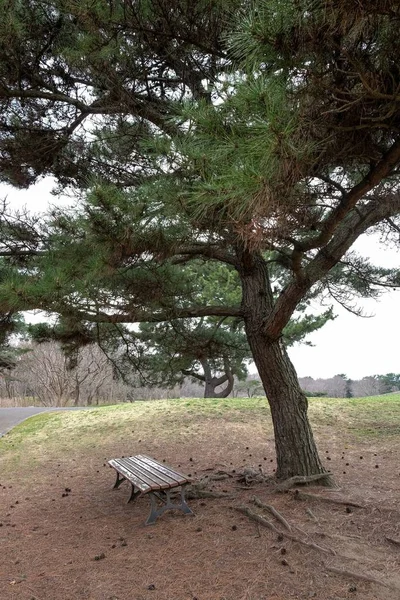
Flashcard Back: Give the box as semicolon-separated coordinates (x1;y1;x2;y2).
302;390;327;397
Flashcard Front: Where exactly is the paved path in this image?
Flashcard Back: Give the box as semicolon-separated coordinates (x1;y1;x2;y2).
0;407;88;437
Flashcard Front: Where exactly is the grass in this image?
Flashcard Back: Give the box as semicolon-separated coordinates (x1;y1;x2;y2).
0;397;271;473
1;394;399;473
309;393;400;437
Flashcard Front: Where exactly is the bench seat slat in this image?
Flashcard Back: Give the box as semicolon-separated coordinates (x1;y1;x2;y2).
130;456;186;487
108;455;190;495
123;457;177;489
136;455;189;485
108;459;152;492
115;458;164;491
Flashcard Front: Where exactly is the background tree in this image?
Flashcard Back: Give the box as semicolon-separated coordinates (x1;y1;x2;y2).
10;341;107;406
375;373;400;393
1;339;140;406
129;260;249;398
234;378;265;398
136;319;248;398
299;374;400;398
351;375;387;398
0;1;400;481
325;374;352;399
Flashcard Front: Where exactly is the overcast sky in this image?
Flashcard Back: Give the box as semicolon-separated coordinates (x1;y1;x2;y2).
1;178;399;380
288;232;400;380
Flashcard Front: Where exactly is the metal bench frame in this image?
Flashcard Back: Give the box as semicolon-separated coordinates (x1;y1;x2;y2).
108;454;194;525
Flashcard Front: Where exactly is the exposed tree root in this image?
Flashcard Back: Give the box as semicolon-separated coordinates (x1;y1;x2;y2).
252;496;292;531
186;476;235;499
276;472;333;491
197;470;233;482
385;536;400;547
208;473;231;481
290;489;366;508
236;467;269;487
325;565;397;589
235;505;336;555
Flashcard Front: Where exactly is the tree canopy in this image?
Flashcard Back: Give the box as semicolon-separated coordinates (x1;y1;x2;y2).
0;0;399;481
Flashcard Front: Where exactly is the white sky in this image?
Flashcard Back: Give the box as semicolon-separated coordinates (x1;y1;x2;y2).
288;234;400;380
1;178;399;380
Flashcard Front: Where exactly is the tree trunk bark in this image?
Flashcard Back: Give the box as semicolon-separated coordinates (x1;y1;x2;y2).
204;378;216;398
250;334;328;480
203;373;234;398
238;250;331;482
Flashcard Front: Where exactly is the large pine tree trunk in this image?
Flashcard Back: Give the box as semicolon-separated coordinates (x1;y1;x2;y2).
249;333;327;479
238;250;330;482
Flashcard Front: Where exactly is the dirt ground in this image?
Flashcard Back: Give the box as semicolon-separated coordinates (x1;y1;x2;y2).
0;405;400;600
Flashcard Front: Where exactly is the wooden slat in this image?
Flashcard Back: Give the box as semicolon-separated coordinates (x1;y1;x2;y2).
130;456;181;486
109;458;151;491
123;457;174;489
108;459;152;493
136;455;190;485
118;458;164;491
110;458;178;491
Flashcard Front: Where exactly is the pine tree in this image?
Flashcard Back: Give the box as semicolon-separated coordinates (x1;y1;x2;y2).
0;1;400;481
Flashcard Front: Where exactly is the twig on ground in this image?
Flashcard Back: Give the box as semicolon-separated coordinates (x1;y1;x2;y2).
235;505;336;555
325;565;396;589
187;489;234;499
253;496;292;531
305;507;319;523
290;489;366;508
276;473;333;491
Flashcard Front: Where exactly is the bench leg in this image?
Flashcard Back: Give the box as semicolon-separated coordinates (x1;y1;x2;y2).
127;484;141;504
145;485;194;526
112;473;141;503
112;472;126;489
179;486;194;516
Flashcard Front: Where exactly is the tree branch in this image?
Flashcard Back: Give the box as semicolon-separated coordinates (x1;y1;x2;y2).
265;192;400;339
0;87;178;137
52;304;244;324
173;245;238;266
181;369;205;382
293;137;400;255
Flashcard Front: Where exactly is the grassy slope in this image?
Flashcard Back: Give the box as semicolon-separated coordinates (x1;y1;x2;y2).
0;394;399;473
310;393;400;436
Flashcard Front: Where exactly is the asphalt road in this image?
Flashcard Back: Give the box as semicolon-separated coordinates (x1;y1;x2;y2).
0;406;87;437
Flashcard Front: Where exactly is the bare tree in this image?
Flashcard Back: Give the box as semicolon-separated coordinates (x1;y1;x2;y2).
72;345;113;406
13;342;75;406
10;342;128;406
352;377;386;398
4;341;185;405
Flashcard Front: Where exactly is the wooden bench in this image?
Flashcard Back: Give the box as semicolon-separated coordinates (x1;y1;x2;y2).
108;454;194;525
